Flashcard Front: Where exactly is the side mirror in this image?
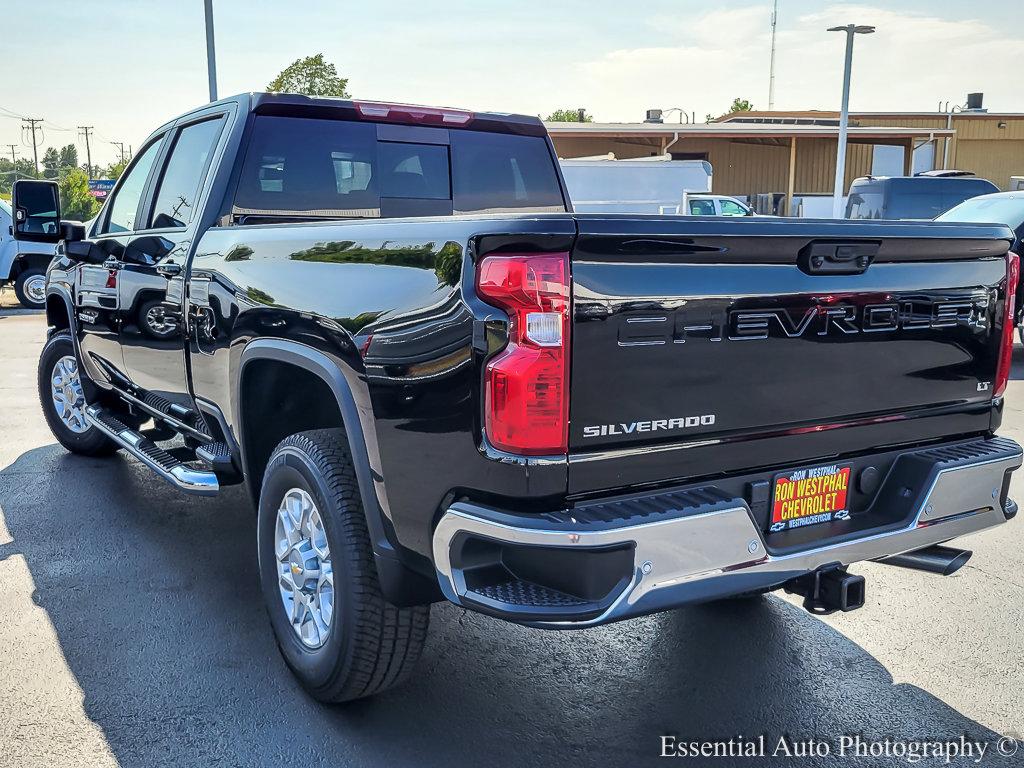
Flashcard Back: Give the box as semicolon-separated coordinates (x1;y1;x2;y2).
12;179;62;243
123;235;175;265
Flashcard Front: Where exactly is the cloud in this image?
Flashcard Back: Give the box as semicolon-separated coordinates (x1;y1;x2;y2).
576;3;1019;121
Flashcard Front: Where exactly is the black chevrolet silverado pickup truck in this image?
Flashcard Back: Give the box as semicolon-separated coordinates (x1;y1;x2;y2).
10;93;1023;703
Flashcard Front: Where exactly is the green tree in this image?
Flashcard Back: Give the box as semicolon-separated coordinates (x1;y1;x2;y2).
545;108;593;123
58;167;100;222
105;159;127;180
41;147;61;179
707;98;755;123
0;158;38;195
267;53;350;97
59;144;79;170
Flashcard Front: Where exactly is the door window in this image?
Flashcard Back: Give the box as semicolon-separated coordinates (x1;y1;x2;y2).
100;139;163;234
689;199;716;215
149;118;225;229
719;199;748;216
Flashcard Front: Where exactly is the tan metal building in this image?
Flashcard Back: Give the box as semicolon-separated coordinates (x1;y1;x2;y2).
546;110;1024;214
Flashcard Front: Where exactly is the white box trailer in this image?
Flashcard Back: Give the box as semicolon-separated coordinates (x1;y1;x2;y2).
559;157;713;214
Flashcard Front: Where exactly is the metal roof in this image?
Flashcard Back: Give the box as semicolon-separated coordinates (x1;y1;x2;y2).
543;121;954;140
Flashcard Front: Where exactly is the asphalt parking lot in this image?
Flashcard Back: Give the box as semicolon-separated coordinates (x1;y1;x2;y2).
1;303;1023;768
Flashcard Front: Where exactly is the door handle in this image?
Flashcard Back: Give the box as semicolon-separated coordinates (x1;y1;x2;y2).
798;241;880;275
156;261;182;278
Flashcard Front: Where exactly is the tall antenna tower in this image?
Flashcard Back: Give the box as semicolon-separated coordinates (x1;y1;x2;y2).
768;0;779;110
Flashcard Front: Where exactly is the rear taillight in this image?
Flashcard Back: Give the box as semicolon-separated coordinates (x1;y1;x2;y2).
476;252;570;455
995;250;1020;398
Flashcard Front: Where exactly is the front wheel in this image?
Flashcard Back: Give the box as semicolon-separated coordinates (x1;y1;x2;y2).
258;429;430;703
14;268;46;310
37;331;118;455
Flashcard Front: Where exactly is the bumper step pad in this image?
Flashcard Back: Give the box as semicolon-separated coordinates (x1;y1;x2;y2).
433;437;1023;627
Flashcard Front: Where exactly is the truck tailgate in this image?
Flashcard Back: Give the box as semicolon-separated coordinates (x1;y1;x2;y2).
568;216;1013;494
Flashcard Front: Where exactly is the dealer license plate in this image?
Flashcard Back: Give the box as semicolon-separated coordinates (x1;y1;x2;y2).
769;463;852;533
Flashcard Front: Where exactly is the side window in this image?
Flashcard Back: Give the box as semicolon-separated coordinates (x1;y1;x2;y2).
450;130;564;213
234;116;379;216
719;199;748;216
689;199;716;216
149;118;225;229
100;139;163;234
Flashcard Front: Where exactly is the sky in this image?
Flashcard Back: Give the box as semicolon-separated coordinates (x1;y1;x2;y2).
3;0;1023;168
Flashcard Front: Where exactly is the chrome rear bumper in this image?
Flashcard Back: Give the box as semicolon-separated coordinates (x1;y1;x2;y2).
432;437;1022;628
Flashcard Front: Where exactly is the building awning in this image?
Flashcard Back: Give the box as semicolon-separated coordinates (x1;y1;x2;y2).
544;121;954;144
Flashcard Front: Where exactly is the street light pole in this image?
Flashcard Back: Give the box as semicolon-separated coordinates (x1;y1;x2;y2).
204;0;218;102
828;24;874;218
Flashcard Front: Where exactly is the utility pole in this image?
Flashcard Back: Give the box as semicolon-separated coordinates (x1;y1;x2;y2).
204;0;219;102
78;126;94;179
111;141;126;165
21;118;43;176
5;144;16;165
768;0;779;111
828;24;875;218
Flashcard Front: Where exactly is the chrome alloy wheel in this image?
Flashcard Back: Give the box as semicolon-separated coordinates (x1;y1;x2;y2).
24;273;46;304
144;304;176;337
50;355;89;434
275;488;334;648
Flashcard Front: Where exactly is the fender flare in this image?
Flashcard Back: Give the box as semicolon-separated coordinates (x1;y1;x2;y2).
236;338;438;606
45;284;84;356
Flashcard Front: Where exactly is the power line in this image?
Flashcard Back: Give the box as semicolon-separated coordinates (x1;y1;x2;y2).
42;118;74;132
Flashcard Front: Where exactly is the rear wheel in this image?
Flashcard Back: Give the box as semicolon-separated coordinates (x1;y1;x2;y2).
14;268;46;310
138;298;177;340
258;429;429;703
37;331;117;455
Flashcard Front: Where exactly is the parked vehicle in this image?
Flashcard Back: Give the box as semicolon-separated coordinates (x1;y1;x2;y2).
681;192;754;216
936;191;1024;340
846;174;998;220
1;198;57;308
559;157;711;214
12;93;1022;703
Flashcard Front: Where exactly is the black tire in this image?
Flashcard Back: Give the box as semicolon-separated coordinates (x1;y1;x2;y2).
14;268;46;310
258;429;429;703
37;331;118;456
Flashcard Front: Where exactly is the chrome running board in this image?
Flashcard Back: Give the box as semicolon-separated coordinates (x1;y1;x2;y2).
85;405;219;496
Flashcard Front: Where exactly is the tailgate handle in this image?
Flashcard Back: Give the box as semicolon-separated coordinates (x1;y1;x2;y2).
799;241;880;275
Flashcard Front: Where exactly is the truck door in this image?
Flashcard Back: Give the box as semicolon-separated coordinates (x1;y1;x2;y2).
115;114;227;409
76;135;166;388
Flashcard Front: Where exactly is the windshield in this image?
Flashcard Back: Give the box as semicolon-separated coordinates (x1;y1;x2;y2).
936;195;1024;227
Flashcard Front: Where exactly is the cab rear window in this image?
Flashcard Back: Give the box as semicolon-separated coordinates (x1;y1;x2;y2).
232;115;565;219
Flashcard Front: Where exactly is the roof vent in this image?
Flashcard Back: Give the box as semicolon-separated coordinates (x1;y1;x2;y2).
644;109;664;123
964;92;986;112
